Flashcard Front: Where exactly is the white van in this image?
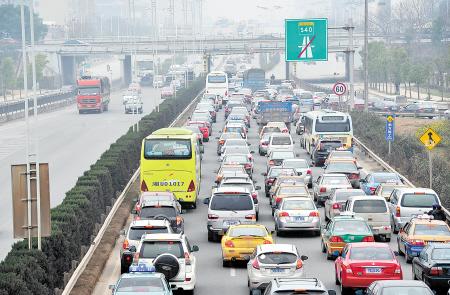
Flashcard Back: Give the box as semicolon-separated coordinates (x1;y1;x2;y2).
267;133;294;154
344;195;391;241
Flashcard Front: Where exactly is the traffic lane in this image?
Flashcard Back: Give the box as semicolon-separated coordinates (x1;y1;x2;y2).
0;87;161;260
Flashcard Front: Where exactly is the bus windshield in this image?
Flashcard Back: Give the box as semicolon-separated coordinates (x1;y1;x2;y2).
208;75;227;83
315;120;351;133
144;139;192;159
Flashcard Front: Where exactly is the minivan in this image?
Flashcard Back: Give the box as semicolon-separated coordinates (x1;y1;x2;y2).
344;196;391;241
387;188;441;233
204;187;256;242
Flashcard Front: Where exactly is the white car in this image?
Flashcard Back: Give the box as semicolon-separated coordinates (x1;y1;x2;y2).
124;97;143;114
444;109;449;119
247;244;308;293
281;159;312;188
131;233;199;293
267;133;294;154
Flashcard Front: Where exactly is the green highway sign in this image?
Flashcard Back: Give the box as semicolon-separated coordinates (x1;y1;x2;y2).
285;18;328;62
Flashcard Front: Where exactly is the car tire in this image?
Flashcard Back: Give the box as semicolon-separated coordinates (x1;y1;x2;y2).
321;240;326;253
222;259;230;267
313;230;320;237
406;253;413;263
335;267;341;285
208;229;214;242
184;289;195;295
154;254;180;280
340;280;351;295
397;239;404;256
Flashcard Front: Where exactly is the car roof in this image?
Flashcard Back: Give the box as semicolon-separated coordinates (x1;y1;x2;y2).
348;242;390;248
141;200;176;207
140;191;175;197
411;218;447;225
129;219;171;227
257;243;297;253
322;173;349;177
373;280;429;287
395;187;437;195
271;278;326;291
213;186;250;193
120;272;165;279
141;233;184;241
348;195;385;201
333;215;366;221
334;188;364;193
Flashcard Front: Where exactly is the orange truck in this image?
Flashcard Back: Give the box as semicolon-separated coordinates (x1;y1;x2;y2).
76;76;111;114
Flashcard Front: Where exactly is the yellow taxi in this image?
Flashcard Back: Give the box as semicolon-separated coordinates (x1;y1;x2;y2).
397;215;450;262
221;224;273;267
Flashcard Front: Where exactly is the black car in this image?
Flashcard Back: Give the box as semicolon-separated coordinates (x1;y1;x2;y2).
311;140;343;167
412;243;450;292
132;200;184;233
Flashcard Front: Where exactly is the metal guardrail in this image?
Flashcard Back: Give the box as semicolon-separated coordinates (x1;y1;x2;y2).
353;137;450;220
61;89;204;295
0;90;75;117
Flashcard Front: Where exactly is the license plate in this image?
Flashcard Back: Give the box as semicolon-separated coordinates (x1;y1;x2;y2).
271;268;285;273
292;216;305;222
366;268;381;274
223;220;239;227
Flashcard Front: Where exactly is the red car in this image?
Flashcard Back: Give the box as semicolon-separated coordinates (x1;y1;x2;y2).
187;121;209;141
335;243;402;294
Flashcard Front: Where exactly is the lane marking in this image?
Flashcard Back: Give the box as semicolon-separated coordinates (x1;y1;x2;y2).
230;268;236;277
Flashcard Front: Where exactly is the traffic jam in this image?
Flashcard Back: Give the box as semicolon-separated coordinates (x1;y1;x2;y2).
108;67;450;295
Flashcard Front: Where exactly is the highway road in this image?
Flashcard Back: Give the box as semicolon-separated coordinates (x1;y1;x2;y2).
93;104;413;295
0;86;162;260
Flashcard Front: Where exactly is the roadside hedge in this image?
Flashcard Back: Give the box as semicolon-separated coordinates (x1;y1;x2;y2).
0;78;205;294
351;111;450;208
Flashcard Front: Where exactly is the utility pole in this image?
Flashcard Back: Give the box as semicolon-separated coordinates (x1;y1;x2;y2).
364;0;369;111
348;18;355;111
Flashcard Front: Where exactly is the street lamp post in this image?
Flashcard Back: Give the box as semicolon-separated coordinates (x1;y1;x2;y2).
364;0;369;111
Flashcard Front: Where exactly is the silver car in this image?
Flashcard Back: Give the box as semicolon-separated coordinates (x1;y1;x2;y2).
217;177;261;219
324;188;365;221
204;187;256;242
281;159;312;188
247;244;308;292
274;197;320;236
387;187;441;233
313;173;353;205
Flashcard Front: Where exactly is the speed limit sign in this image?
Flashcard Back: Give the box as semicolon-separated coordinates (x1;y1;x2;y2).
333;82;347;96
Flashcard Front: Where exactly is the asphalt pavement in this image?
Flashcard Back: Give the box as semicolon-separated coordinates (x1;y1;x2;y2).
0;87;161;260
93;104;412;295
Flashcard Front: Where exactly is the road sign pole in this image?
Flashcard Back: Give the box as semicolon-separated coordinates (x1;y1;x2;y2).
429;150;432;189
388;140;391;155
348;18;355;111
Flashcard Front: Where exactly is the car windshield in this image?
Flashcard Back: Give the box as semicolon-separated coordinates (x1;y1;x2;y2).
211;194;253;211
349;247;393;260
333;220;370;234
128;227;170;240
140;241;184;258
283;160;308;169
372;173;400;183
335;190;365;201
263;127;281;133
269;168;296;178
221;133;241;140
431;248;450;260
144;139;192;159
225;140;247;147
401;194;439;208
272;136;292;145
279;186;307;195
258;252;297;264
116;277;165;292
381;187;395;196
272;151;295;159
283;199;315;210
326;162;358;172
352;200;387;213
229;227;266;237
414;224;450;236
225;127;243;133
224;155;248;163
139;207;177;219
381;287;433;295
224;147;249;154
322;176;349;185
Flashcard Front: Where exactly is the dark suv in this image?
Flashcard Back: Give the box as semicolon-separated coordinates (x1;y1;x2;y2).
132;200;184;233
311;140;343;167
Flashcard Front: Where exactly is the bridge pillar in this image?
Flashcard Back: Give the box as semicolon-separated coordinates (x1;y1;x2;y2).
285;61;290;80
60;55;76;85
121;55;132;86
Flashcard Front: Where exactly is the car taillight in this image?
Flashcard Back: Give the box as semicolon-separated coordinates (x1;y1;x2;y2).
332;203;341;209
251;192;257;199
184;252;192;265
141;180;148;192
122;239;129;250
309;211;319;217
269;160;275;166
187;180;195;192
319;187;326;193
395;206;401;217
208;214;219;220
225;240;235;248
219;140;225;145
135;204;141;211
245;214;256;220
409;239;425;246
306;169;312;175
176;216;183;225
267;179;274;184
279;211;289;217
275;197;282;204
349;173;359;179
430;266;443;276
263;240;272;244
394;267;402;274
329;236;344;243
244;163;251;169
369;187;376;194
124;254;132;263
282;129;288;133
225;90;228;97
133;252;140;264
345;267;353;274
252;259;260;269
296;259;303;269
362;236;375;242
248;155;253;161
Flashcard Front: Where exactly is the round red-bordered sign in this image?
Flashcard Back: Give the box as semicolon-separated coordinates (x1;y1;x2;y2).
333;82;347;96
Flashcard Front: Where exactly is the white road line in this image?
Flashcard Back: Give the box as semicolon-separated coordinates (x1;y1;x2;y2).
230;267;236;277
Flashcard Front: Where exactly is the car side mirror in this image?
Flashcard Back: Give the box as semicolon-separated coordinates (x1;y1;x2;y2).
215;137;220;139
262;172;267;176
357;166;363;170
200;146;204;153
270;230;275;235
108;285;115;290
243;255;251;261
360;179;366;183
129;246;137;252
120;229;126;236
191;245;199;252
203;198;210;205
131;209;137;214
299;130;304;135
300;255;308;261
393;251;399;256
250;151;255;154
292;140;296;143
255;186;261;190
328;290;337;295
247;143;251;146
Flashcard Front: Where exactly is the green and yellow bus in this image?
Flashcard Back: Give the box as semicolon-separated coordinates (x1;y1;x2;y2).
140;128;201;208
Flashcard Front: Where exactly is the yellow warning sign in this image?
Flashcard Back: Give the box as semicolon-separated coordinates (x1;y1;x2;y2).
419;128;442;150
386;115;394;123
